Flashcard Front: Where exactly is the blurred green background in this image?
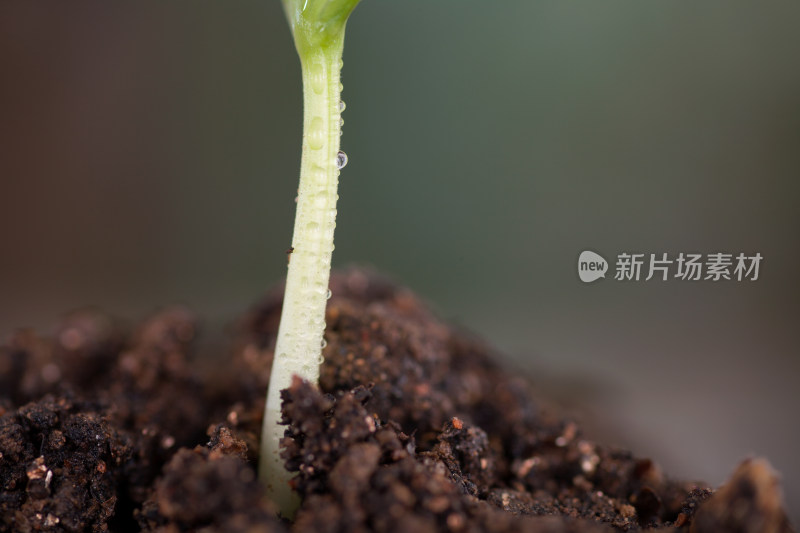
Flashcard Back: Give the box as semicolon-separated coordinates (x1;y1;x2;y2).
1;0;799;521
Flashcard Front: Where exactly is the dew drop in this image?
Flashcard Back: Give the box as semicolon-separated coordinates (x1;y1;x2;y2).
312;164;326;183
305;222;320;237
338;100;346;112
308;117;324;150
317;355;325;365
326;289;332;299
336;151;348;169
310;63;325;94
339;82;344;92
320;338;327;349
339;117;344;127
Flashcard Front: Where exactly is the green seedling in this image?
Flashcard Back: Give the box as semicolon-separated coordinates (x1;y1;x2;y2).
259;0;361;517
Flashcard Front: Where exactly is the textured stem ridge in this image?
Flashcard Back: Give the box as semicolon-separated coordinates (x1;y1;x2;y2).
259;45;344;516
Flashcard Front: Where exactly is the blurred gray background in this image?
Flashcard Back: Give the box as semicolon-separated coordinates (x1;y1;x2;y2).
1;0;798;521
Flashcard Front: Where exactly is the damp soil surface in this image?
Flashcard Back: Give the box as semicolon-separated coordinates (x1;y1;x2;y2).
0;269;794;532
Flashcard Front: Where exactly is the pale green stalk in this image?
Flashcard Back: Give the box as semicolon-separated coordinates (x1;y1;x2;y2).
260;0;360;518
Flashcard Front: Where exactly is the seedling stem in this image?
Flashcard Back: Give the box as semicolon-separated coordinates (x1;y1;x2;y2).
260;0;359;517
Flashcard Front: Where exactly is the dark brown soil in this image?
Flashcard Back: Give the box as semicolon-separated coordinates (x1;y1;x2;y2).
0;269;793;532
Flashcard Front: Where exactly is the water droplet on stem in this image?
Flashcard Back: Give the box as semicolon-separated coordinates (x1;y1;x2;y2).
308;117;324;150
310;63;325;94
336;151;348;169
